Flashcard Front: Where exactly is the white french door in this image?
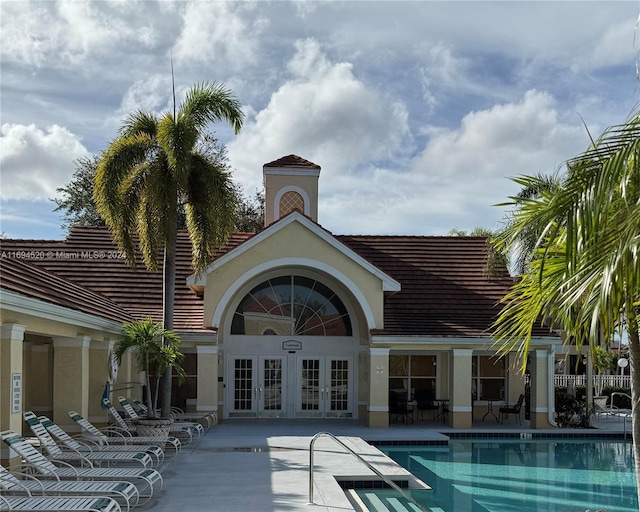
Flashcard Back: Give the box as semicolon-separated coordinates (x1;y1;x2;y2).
297;356;353;418
228;356;286;418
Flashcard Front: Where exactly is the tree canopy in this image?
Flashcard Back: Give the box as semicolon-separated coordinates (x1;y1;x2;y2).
53;136;264;235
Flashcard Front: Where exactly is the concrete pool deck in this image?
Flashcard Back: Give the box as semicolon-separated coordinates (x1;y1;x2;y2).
138;416;631;511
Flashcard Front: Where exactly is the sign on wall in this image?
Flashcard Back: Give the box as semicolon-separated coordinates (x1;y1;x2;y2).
282;340;302;351
11;373;22;413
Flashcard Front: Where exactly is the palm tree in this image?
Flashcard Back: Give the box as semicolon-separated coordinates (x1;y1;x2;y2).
114;318;186;419
492;106;640;501
94;81;244;417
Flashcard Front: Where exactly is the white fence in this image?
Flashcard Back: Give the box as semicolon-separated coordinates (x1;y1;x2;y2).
553;374;630;389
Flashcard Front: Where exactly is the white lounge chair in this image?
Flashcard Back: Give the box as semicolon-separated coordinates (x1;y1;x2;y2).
0;464;139;512
1;430;163;501
117;396;203;441
0;494;122;511
130;397;215;428
24;412;153;469
132;398;216;428
68;411;181;456
38;415;164;467
102;398;192;445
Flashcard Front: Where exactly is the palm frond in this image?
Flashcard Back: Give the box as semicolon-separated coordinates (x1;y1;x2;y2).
181;81;244;134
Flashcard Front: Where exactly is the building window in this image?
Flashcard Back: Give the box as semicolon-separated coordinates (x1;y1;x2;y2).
231;276;352;336
389;355;437;398
472;355;505;401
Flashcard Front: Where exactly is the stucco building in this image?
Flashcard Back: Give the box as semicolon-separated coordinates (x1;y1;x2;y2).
0;155;561;462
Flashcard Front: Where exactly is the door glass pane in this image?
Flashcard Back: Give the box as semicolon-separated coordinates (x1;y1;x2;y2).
330;359;349;411
234;359;253;410
262;359;282;410
301;359;320;410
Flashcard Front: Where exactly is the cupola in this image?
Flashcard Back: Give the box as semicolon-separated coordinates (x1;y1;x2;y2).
262;154;321;226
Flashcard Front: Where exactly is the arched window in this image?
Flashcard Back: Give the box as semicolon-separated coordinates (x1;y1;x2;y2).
231;276;352;336
279;191;304;217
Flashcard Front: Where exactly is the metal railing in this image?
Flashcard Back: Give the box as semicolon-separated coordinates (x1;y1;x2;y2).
308;431;428;512
610;392;633;440
553;374;631;389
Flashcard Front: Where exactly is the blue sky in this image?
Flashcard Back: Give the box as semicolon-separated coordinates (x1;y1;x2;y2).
1;0;638;240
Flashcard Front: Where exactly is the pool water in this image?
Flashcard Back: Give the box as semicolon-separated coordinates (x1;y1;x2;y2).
376;439;637;512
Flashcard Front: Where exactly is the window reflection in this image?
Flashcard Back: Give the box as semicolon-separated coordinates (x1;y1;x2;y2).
231;276;352;336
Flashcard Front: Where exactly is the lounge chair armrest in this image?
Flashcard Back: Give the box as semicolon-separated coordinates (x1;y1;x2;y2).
17;462;61;481
1;471;44;494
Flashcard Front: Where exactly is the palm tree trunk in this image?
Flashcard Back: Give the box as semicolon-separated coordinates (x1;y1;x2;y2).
161;237;176;418
627;306;640;506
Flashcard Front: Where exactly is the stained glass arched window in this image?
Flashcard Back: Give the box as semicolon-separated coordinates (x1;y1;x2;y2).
231;276;352;336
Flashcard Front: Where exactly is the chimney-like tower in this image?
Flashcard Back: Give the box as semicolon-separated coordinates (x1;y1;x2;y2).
262;155;321;227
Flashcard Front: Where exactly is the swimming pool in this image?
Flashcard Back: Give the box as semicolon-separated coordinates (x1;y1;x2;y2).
366;439;637;512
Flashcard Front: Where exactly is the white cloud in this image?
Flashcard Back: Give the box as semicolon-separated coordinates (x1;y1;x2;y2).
413;90;583;179
0;0;158;69
316;90;589;235
173;2;263;68
228;39;410;193
0;124;89;201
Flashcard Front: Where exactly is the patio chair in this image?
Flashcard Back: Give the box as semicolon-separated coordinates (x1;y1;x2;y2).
0;494;122;511
103;398;192;445
1;430;163;502
499;393;525;424
415;389;439;421
23;412;154;469
389;390;414;424
38;415;164;466
68;410;181;455
0;464;139;512
117;396;202;442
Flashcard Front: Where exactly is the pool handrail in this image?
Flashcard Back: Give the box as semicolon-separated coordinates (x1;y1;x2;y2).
610;392;633;439
308;431;429;512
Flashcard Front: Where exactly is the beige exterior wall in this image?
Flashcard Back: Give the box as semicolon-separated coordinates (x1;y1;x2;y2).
52;336;91;429
28;344;53;419
264;172;319;225
88;340;112;428
0;310;115;341
203;220;385;334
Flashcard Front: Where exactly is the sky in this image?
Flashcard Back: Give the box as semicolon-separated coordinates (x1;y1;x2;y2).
1;0;638;241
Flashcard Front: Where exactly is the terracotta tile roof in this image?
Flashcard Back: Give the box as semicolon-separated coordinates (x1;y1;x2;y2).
337;235;536;338
0;227;253;332
1;227;549;339
263;154;320;169
0;256;133;324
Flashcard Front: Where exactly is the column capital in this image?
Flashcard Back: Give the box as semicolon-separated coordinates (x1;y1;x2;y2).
451;348;473;357
196;345;219;354
53;335;91;348
369;347;389;357
0;324;26;341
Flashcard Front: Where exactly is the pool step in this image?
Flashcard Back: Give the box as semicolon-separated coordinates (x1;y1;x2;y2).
348;489;440;512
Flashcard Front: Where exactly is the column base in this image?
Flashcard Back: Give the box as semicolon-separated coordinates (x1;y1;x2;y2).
367;410;389;428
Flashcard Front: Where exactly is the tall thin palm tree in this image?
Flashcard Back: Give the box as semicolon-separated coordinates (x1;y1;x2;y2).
94;81;244;417
492;106;640;500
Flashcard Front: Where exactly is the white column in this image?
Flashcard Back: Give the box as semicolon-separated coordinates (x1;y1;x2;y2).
367;347;390;427
1;323;25;466
449;349;473;428
196;345;219;414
